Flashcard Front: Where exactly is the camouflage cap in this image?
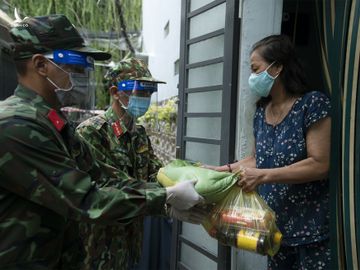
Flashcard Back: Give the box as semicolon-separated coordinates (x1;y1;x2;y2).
104;57;166;84
3;14;111;60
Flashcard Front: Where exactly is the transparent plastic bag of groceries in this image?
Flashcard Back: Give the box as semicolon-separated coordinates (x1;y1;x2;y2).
201;186;282;256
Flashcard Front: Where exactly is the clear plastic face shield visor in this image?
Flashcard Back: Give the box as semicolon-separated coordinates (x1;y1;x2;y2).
117;80;158;119
44;49;95;108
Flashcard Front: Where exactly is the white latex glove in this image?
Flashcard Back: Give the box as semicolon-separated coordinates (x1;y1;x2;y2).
165;180;204;210
167;206;207;224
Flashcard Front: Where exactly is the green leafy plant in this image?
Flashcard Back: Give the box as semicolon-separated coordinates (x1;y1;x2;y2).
139;98;177;133
3;0;141;34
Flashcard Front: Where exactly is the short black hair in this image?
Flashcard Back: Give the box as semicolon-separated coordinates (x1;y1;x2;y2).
252;35;309;107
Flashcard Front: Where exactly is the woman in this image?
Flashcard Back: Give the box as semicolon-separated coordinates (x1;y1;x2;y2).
210;35;331;269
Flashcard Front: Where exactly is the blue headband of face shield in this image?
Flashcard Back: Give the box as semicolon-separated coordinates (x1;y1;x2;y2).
117;80;158;93
44;50;95;70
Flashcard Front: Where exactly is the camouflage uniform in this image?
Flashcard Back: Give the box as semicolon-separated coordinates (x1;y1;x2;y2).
77;108;162;270
0;85;166;269
104;58;166;84
76;58;165;270
0;15;167;269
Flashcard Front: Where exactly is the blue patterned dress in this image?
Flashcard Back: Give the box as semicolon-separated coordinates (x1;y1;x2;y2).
254;91;331;246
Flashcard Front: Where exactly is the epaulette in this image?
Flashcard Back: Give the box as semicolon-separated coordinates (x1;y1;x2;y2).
77;114;107;131
0;96;36;120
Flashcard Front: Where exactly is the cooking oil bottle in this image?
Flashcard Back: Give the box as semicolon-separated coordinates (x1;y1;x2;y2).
215;227;282;256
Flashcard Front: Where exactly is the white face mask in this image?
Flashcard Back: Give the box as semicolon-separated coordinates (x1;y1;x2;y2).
46;60;91;107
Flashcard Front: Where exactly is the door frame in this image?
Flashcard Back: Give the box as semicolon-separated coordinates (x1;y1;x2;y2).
172;0;240;269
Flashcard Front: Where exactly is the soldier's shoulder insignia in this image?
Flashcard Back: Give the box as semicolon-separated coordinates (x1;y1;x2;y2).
111;120;124;137
47;109;66;131
78;114;106;131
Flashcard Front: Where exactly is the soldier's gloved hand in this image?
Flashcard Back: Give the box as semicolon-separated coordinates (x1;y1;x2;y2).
165;180;204;210
167;205;207;224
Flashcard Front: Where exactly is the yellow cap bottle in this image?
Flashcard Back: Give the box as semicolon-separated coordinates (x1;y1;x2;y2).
273;231;283;245
236;229;265;254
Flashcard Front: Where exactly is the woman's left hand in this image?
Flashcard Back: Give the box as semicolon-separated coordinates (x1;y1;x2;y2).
237;167;265;192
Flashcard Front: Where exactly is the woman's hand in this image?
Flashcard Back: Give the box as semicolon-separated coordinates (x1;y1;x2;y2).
237;167;266;192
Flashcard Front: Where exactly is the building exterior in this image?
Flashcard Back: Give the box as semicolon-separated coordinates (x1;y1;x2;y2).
142;0;182;102
142;0;360;269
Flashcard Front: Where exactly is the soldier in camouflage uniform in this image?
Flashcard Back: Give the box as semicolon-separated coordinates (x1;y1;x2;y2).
0;14;205;269
76;58;171;270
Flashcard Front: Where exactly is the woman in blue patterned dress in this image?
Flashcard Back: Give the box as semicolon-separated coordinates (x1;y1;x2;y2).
211;35;331;269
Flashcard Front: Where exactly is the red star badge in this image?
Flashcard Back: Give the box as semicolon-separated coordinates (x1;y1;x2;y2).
47;109;65;131
111;121;123;137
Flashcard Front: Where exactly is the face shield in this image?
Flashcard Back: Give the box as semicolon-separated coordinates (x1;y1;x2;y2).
44;50;95;108
117;80;158;119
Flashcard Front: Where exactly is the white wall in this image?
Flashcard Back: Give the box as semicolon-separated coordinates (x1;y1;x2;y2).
142;0;181;101
235;0;283;160
233;0;283;270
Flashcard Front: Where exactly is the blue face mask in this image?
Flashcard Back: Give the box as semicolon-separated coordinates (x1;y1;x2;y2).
248;62;279;97
127;96;151;118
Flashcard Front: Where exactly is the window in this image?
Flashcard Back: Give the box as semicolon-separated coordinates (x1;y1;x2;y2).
174;1;240;268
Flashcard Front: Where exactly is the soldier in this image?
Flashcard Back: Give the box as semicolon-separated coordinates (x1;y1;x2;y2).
76;58;172;270
0;14;204;269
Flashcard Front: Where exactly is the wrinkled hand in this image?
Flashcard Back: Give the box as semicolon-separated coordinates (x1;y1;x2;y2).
167;205;207;224
166;180;204;210
237;167;264;192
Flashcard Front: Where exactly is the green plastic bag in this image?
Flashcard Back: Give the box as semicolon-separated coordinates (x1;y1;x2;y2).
157;159;238;203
